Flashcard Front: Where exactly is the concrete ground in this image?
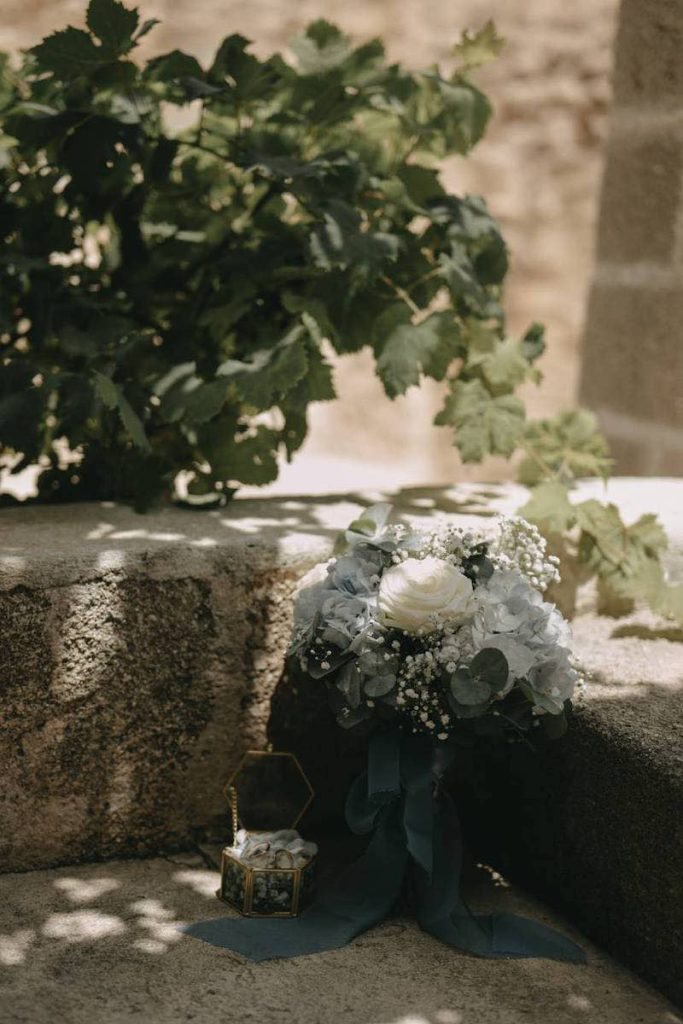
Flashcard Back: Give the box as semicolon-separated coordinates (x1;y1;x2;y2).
0;852;680;1024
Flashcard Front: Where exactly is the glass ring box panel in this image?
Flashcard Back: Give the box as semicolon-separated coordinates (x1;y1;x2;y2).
217;751;316;918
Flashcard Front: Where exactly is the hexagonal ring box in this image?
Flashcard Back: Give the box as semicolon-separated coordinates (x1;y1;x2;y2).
217;750;316;917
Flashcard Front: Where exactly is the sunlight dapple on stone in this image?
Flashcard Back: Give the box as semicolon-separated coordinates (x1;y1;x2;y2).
0;853;680;1024
1;479;681;1003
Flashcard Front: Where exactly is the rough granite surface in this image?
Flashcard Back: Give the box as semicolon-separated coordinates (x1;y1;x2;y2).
450;610;683;1007
1;481;681;1003
0;852;681;1024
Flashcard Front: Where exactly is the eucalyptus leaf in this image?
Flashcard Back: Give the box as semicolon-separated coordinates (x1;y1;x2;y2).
337;662;363;708
447;692;492;718
450;669;491;706
470;647;508;692
364;674;396;698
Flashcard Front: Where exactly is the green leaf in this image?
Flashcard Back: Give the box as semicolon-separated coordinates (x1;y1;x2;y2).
61;326;98;358
470;647;508;691
31;27;105;78
3;107;83;148
3;11;639;536
435;379;525;462
428;193;500;240
133;18;160;42
452;20;505;71
93;365;150;452
583;508;681;623
464;551;494;583
210;35;278;99
575;500;626;566
181;380;229;425
0;53;14;113
627;513;668;557
519;409;612;486
364;674;396;698
300;334;336;401
346;502;392;539
429;76;492;154
375;309;460;398
309;199;399;273
521;322;546;363
207;426;279;485
519;481;575;535
217;326;308;410
86;0;139;57
334;502;395;554
92;371;118;410
144;49;204;84
468;336;530;394
290;21;351;75
451;667;492;706
397;164;445;206
153;363;197;423
117;393;150;452
199;291;254;342
438;244;488;312
279;333;335;460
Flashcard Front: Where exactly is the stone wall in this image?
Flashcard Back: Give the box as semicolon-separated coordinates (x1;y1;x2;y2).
1;0;619;492
580;0;683;475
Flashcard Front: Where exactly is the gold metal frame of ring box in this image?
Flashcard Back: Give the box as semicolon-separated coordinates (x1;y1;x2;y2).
216;750;316;918
217;847;316;918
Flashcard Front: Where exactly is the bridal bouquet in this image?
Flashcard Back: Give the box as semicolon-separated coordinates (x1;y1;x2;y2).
290;504;579;739
188;506;585;964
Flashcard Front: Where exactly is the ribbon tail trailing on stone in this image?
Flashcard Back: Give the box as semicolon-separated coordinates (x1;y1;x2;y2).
183;732;586;964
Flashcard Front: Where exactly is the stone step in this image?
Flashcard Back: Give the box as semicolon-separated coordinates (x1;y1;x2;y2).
450;608;683;1008
1;479;682;1004
0;850;680;1024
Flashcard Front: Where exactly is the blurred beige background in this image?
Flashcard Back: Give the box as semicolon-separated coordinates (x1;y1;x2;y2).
1;0;620;493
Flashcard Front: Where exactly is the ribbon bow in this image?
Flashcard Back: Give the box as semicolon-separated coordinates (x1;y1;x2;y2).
184;731;585;964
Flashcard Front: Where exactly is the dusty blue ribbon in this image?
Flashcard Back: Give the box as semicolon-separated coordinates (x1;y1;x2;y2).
184;732;585;964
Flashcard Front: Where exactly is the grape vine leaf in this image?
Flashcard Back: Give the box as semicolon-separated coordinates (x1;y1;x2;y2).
376;309;461;398
520;409;612;486
435;378;525;461
452;20;505;71
519;480;575;535
31;28;105;79
86;0;139;57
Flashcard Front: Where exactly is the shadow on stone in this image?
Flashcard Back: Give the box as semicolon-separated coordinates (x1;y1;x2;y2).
266;670;683;1007
610;623;683;643
266;663;367;830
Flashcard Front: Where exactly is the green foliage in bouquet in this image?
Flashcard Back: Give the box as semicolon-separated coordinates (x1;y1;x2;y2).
0;1;679;621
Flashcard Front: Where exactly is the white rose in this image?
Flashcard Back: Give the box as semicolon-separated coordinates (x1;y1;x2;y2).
377;556;473;633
